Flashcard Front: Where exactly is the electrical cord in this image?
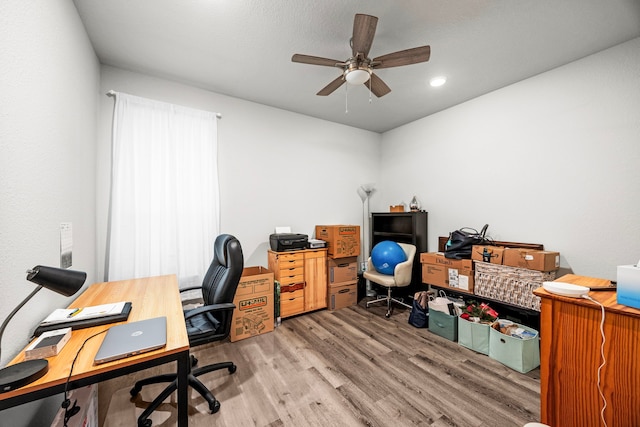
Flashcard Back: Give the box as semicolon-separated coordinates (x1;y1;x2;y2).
62;330;107;427
582;294;608;427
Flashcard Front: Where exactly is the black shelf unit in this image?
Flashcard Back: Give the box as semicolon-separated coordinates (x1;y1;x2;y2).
370;211;428;296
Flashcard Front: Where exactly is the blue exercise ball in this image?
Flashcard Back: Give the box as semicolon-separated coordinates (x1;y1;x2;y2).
371;241;407;275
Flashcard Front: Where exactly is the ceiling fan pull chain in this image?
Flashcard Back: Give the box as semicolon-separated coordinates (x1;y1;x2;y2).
345;83;349;114
369;79;372;103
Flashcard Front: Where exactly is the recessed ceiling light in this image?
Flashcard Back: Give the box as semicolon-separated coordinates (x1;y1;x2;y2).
430;76;447;87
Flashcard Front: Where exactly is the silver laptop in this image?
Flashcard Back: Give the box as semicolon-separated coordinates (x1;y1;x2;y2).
94;316;167;364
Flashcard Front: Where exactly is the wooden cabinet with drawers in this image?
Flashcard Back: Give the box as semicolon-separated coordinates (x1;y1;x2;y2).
268;248;328;318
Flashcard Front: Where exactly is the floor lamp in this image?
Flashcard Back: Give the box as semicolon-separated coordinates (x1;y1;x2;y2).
358;184;376;297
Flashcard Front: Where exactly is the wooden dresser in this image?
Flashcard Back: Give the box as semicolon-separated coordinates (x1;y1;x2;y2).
533;274;640;426
268;248;327;318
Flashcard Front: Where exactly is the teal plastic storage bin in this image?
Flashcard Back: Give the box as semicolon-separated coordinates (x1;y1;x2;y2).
488;321;540;373
458;318;490;355
428;309;458;342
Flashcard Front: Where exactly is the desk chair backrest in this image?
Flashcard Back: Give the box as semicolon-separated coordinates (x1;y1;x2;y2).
202;234;244;306
188;234;244;346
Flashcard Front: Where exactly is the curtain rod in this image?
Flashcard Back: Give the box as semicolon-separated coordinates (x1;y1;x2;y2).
105;90;222;119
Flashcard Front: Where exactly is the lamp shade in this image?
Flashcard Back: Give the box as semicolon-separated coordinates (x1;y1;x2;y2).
26;266;86;297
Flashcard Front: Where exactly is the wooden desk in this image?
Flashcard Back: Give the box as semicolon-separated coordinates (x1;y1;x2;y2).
533;274;640;427
0;275;190;426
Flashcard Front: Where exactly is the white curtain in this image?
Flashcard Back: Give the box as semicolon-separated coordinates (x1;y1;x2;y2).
107;92;220;287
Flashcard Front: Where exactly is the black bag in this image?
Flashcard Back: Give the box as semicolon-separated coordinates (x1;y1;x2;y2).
408;291;429;328
444;224;489;259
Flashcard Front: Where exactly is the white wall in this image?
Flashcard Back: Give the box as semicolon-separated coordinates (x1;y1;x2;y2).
0;0;99;425
97;66;381;281
378;37;640;280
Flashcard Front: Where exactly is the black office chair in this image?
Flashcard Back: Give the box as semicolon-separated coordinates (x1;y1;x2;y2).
130;234;244;427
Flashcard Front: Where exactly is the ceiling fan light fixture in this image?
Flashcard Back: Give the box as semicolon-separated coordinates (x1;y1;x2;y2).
430;76;447;87
345;68;371;85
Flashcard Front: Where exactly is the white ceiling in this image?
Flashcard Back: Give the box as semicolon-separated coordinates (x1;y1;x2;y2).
73;0;640;133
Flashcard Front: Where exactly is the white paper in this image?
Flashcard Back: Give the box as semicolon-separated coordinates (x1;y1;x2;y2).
275;226;291;234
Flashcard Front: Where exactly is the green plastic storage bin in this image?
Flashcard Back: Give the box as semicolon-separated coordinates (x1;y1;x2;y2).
428;309;458;342
458;318;490;355
488;321;540;373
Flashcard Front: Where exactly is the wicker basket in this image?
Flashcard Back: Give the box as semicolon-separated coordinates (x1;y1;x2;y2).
474;262;556;311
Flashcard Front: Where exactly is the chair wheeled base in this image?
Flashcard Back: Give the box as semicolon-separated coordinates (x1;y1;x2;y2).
130;354;237;427
366;286;412;318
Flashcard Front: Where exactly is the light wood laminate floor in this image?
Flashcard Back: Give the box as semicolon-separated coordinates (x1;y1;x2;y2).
100;298;540;426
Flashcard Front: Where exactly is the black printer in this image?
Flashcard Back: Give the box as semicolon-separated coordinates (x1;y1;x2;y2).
269;233;308;252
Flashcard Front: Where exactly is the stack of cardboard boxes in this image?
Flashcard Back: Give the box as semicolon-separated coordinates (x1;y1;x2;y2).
316;225;360;311
420;244;560;311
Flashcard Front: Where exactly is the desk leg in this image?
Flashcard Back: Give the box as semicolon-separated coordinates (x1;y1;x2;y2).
176;351;190;427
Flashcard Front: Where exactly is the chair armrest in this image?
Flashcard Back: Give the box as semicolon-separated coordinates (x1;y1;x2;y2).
184;302;236;321
366;257;374;272
179;286;202;293
393;257;414;286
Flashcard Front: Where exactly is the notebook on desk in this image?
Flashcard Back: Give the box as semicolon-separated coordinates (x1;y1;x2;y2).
33;302;132;337
94;316;167;365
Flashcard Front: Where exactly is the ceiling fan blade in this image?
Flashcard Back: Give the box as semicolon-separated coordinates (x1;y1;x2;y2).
351;14;378;58
317;75;346;96
292;54;343;67
372;46;431;69
367;73;391;97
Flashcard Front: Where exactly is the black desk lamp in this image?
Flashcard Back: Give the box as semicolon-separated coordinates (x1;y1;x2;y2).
0;266;86;392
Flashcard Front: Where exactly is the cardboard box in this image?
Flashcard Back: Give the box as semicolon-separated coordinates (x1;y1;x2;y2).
617;264;640;309
471;245;505;264
231;266;275;342
315;225;361;258
420;252;474;293
328;281;357;310
420;252;473;269
502;248;560;272
327;256;358;285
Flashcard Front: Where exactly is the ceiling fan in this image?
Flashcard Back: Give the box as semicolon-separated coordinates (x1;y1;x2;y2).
292;13;431;97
